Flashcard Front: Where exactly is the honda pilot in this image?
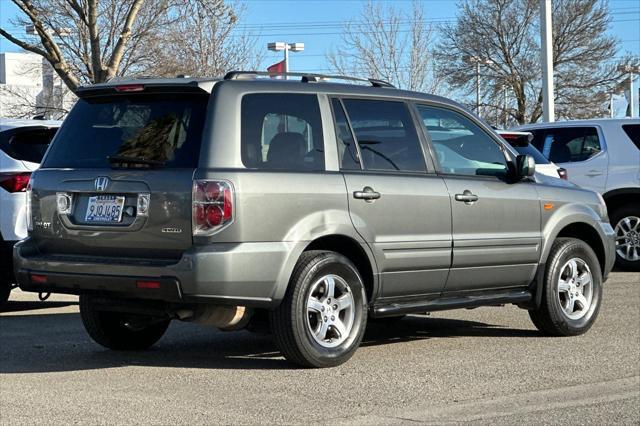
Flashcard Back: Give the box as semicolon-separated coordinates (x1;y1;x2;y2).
15;72;616;367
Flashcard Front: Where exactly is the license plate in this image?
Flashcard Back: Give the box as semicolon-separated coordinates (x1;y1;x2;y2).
85;195;125;223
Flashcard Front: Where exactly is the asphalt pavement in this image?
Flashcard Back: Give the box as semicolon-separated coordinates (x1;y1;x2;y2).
1;271;639;425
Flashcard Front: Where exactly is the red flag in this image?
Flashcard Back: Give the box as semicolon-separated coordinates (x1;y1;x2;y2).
267;60;285;74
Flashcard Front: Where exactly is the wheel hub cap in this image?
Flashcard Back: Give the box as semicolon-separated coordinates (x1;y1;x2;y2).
614;216;640;262
306;274;355;348
557;258;593;320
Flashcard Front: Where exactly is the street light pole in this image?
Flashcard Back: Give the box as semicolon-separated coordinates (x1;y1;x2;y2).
466;56;494;118
267;42;304;77
540;0;555;122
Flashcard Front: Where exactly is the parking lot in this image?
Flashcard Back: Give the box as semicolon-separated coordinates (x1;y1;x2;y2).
1;270;638;425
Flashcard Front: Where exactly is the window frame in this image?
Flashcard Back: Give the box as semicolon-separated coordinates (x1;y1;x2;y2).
412;101;515;181
329;95;435;175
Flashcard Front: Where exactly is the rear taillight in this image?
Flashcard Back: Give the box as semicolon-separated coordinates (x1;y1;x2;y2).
0;172;31;193
557;168;568;180
192;180;233;236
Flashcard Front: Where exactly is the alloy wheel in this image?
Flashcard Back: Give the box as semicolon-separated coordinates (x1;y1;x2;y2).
306;274;355;348
557;258;593;320
614;216;640;262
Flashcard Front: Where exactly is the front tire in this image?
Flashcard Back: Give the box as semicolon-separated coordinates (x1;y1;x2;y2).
529;238;602;336
270;251;367;368
79;294;170;350
611;205;640;271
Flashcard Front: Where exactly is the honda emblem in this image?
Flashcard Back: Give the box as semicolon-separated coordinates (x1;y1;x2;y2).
95;177;109;192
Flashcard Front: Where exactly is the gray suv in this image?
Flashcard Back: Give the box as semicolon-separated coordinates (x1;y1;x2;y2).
14;72;615;367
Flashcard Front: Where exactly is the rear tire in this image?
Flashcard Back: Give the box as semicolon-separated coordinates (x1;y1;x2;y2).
529;238;602;336
79;294;170;350
269;251;367;368
611;205;640;271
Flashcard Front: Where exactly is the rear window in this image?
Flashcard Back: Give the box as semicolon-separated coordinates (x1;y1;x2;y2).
0;127;57;163
622;124;640;150
42;94;208;168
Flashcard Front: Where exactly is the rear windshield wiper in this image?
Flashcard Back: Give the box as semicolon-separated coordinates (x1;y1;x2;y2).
107;155;165;167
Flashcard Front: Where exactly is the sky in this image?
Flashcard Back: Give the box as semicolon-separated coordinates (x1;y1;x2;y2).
1;0;638;72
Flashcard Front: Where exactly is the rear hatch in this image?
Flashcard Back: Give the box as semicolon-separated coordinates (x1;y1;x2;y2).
30;88;210;261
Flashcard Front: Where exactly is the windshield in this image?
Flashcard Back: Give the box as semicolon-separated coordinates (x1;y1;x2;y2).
43;94;208;168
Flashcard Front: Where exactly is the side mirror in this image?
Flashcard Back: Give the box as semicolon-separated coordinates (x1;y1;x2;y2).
516;154;536;178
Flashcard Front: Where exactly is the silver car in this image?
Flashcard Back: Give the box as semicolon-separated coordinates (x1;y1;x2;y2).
14;72;615;367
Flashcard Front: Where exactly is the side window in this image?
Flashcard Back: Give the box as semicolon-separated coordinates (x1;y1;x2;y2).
330;98;360;170
536;127;601;163
622;124;640;150
417;105;507;177
241;93;324;170
341;99;426;172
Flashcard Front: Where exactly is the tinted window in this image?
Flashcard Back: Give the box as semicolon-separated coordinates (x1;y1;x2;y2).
331;98;360;170
529;127;601;163
43;94;208;168
341;99;425;172
1;127;57;163
622;124;640;150
241;93;324;170
417;105;507;177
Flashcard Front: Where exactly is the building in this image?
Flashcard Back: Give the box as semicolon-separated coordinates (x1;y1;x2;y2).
0;51;75;119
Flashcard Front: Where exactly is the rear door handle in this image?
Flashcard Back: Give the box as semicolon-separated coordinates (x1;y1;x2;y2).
353;186;381;201
455;190;478;204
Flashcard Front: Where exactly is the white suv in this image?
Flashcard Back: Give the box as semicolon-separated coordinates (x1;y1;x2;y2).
0;118;61;304
516;119;640;270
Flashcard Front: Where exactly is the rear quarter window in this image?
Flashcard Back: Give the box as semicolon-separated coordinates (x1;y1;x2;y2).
42;93;208;169
241;93;325;171
622;124;640;150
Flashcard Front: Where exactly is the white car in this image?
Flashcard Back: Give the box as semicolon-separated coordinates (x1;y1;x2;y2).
496;130;568;180
0;118;61;304
516;119;640;270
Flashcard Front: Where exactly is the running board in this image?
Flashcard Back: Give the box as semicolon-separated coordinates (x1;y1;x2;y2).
372;290;532;318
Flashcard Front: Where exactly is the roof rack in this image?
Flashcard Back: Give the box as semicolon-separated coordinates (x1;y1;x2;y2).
223;71;395;88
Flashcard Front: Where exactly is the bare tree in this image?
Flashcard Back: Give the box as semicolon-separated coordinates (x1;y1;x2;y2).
327;0;440;93
436;0;632;124
144;1;263;77
0;0;253;92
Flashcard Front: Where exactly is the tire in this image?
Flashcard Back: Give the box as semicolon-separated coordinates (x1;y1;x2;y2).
79;294;170;350
610;205;640;271
529;238;602;336
269;250;368;368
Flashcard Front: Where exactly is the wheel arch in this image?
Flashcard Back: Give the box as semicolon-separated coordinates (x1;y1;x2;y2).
602;188;640;218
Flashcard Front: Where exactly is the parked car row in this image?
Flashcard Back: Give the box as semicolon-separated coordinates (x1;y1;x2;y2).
6;72;616;368
0;119;60;304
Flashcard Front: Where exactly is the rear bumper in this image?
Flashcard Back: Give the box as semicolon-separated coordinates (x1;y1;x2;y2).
1;237;17;283
14;238;303;308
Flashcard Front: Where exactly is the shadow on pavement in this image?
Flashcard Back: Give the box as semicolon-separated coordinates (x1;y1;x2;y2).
0;300;78;313
0;311;538;374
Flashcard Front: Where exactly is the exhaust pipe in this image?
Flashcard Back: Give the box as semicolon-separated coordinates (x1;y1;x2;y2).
177;305;253;331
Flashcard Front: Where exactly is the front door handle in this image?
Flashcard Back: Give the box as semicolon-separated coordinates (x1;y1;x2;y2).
455;190;478;204
353;186;381;202
585;169;603;177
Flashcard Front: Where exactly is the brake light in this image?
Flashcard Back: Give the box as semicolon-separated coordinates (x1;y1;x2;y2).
115;84;145;92
0;172;31;192
557;168;568;180
193;180;233;235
